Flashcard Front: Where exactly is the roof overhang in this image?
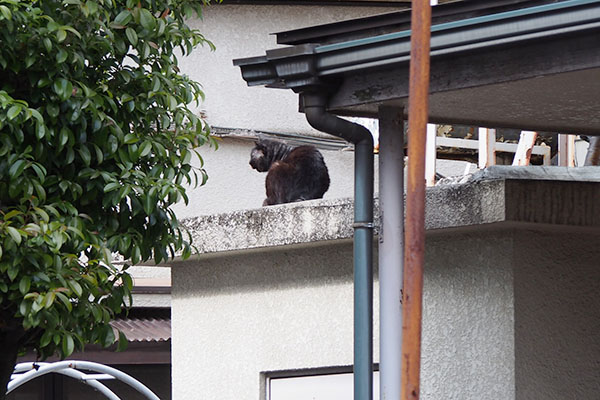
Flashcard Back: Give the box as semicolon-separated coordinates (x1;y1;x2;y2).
234;0;600;135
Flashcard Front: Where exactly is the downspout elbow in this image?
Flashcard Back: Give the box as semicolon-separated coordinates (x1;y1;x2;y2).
303;93;373;148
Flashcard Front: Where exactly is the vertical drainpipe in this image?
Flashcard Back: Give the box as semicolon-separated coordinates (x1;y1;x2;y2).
302;92;374;400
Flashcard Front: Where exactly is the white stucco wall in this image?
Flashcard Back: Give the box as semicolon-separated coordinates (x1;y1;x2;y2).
172;242;359;399
181;4;386;135
421;232;515;399
171;230;516;400
514;230;600;400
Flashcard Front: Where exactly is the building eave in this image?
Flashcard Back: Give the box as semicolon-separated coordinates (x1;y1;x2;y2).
234;0;600;135
274;0;564;45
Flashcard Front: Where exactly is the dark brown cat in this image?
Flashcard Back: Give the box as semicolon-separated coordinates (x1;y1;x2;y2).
249;138;330;206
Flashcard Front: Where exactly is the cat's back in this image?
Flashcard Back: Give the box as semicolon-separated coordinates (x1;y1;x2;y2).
284;145;326;167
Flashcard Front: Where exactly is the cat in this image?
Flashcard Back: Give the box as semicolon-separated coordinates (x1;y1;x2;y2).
249;138;330;206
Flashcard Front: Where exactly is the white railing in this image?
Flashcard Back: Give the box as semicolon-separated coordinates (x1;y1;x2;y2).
425;124;580;186
9;361;160;400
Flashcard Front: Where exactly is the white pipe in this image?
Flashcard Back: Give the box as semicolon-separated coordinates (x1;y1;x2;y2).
378;106;404;400
10;362;120;400
425;124;437;186
9;361;160;400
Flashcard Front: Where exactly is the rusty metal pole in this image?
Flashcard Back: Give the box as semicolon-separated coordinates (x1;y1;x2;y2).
402;1;431;400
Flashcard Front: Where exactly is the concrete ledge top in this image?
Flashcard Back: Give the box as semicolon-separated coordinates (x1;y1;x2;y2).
180;166;600;256
470;165;600;182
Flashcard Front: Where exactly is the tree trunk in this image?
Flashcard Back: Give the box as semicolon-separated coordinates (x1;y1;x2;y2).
0;330;20;400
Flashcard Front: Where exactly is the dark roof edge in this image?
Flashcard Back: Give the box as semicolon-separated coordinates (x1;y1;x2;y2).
234;0;600;89
222;0;409;7
275;0;568;45
315;0;600;76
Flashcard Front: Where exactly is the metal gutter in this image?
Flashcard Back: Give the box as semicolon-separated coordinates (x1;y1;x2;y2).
234;55;281;87
275;0;563;45
222;0;410;7
234;0;600;88
315;0;600;75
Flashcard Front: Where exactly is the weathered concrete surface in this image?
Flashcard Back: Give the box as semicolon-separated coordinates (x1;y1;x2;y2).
181;197;357;254
180;167;600;255
471;165;600;182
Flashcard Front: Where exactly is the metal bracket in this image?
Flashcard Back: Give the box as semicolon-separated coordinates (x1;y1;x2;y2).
353;222;375;229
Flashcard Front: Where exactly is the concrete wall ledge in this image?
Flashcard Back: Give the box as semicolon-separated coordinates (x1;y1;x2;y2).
180;166;600;256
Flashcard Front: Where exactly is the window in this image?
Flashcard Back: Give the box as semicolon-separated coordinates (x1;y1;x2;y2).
268;369;380;400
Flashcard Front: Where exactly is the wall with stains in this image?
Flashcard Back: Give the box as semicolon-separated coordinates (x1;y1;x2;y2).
171;230;516;400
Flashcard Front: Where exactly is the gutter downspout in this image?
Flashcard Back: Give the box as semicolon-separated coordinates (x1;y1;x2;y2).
303;92;375;400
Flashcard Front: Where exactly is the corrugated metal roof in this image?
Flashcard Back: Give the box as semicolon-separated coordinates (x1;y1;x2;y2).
110;317;171;342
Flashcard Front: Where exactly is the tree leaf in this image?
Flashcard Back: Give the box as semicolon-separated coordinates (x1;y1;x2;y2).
7;105;21;120
56;29;67;42
123;133;138;144
6;226;22;245
151;76;160;92
114;10;131;26
78;146;91;166
68;280;83;297
125;27;137;46
139;8;156;30
19;276;31;295
142;194;154;215
44;292;56;309
62;334;75;357
0;5;12;20
7;263;19;281
43;38;52;52
59;127;70;147
8;159;26;179
35;122;46;139
53;79;69;98
55;292;73;312
4;210;23;220
122;273;133;291
40;330;53;347
116;330;128;352
138;140;152;157
46;103;59;118
104;182;120;193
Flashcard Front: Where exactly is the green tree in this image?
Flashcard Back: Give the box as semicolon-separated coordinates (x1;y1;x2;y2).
0;0;214;396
